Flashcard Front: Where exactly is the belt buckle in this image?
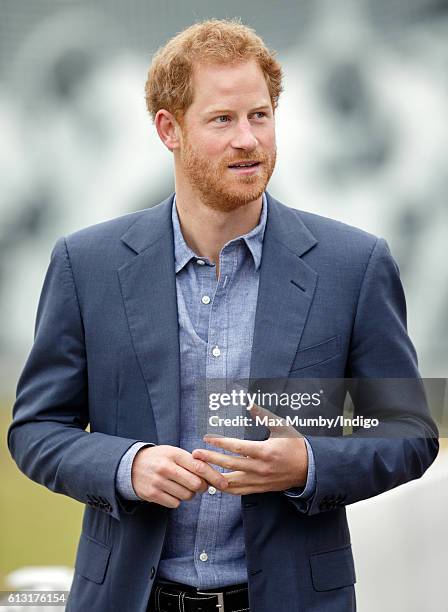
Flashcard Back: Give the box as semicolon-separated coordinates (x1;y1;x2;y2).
196;589;225;610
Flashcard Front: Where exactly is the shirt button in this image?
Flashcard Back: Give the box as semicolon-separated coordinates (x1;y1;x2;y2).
199;551;208;562
201;295;211;305
212;346;221;357
208;486;216;495
196;259;205;265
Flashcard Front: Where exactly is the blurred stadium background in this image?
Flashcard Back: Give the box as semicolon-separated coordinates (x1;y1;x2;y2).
0;1;447;610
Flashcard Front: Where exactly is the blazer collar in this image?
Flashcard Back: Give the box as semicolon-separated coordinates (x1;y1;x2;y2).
120;191;317;260
120;193;175;255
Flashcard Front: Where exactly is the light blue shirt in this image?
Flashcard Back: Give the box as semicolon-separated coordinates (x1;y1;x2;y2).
116;193;316;588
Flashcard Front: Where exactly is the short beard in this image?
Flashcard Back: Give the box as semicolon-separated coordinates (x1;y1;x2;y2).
180;135;276;213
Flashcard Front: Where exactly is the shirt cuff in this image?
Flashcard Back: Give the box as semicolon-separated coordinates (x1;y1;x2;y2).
283;437;316;499
115;441;155;501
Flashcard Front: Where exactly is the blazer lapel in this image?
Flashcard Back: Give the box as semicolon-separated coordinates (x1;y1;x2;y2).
246;194;318;439
118;195;181;447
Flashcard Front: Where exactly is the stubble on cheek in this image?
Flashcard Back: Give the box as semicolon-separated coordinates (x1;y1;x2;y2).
181;139;276;213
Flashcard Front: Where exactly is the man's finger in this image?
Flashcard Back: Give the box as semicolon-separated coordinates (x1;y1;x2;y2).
191;448;257;472
202;435;264;458
169;464;208;492
221;472;266;495
162;479;197;501
178;454;229;490
222;485;266;495
221;470;248;486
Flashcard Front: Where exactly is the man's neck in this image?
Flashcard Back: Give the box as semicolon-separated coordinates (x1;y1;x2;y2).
174;190;263;276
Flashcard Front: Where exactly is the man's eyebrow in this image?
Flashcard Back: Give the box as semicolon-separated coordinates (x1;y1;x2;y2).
203;105;272;117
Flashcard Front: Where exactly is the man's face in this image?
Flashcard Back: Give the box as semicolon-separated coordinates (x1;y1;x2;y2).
177;60;277;212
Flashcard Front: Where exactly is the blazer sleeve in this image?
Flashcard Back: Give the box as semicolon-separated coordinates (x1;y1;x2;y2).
299;238;439;516
7;237;143;522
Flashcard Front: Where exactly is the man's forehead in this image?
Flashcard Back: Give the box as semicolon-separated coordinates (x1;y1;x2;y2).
190;59;271;110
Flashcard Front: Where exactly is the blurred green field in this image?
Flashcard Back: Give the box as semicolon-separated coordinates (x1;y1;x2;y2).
0;402;82;589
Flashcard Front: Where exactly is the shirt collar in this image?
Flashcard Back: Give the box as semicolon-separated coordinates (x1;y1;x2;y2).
172;192;267;274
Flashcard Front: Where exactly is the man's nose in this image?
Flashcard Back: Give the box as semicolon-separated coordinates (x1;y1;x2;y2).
230;120;258;150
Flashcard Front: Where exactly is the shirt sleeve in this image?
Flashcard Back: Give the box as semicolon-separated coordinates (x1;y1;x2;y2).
115;441;155;501
282;437;316;499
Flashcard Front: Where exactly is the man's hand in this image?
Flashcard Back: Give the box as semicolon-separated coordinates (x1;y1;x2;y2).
132;445;229;508
191;405;308;495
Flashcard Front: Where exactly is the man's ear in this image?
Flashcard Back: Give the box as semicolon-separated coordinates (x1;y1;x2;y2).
154;109;182;152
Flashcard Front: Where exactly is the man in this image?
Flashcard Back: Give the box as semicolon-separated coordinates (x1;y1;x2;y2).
8;19;438;612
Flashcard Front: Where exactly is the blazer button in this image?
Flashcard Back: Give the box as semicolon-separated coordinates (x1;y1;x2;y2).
150;566;156;579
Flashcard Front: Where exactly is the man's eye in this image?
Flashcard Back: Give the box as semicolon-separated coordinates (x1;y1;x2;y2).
254;112;266;119
214;115;230;123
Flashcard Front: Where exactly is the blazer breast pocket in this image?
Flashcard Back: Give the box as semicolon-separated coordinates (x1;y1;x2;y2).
290;335;341;372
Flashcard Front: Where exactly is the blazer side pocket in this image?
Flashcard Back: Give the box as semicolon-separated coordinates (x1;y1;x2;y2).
74;534;111;584
290;335;341;372
310;544;356;591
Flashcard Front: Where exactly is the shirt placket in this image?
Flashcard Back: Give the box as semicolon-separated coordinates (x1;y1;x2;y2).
194;242;238;586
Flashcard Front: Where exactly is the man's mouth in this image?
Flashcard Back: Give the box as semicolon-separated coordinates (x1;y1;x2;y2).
228;161;260;168
228;161;261;174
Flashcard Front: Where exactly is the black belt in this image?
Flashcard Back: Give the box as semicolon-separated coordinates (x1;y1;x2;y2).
149;579;250;612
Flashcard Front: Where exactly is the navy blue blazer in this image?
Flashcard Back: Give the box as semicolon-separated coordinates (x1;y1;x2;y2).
8;192;438;611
